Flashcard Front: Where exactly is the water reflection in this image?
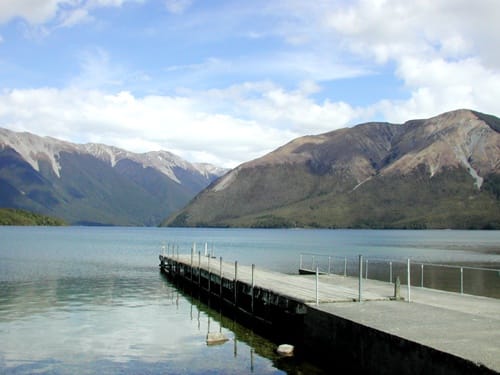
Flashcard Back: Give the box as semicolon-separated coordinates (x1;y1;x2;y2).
173;275;326;375
0;268;320;374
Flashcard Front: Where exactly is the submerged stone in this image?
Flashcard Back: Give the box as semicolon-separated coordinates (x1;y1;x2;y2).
206;332;229;345
277;344;294;357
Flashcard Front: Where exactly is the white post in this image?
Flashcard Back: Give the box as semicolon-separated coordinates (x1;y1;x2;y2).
198;251;201;285
220;256;223;296
300;254;303;269
190;246;194;281
251;264;255;313
358;255;363;302
460;267;464;294
389;261;393;283
204;242;208;257
208;254;211;292
328;256;331;274
315;266;319;305
421;264;424;288
344;257;347;277
407;258;411;303
234;261;238;306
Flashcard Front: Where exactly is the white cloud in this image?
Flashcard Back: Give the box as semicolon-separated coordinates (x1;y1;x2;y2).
164;0;193;14
0;81;367;168
2;0;500;170
58;7;92;28
0;0;64;24
319;0;500;121
374;56;500;122
70;47;125;89
0;0;142;28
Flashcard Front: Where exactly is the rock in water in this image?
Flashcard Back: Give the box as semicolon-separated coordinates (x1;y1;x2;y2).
277;344;294;356
206;332;228;345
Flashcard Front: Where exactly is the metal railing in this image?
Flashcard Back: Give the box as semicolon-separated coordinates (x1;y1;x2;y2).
300;252;500;299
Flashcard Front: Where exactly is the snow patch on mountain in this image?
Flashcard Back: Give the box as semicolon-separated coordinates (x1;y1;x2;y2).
0;128;227;183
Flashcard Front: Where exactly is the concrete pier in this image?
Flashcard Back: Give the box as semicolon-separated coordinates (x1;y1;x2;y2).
159;254;500;374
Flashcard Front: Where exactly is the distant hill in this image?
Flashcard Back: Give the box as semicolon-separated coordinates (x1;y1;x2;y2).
0;129;227;226
0;208;66;226
163;109;500;229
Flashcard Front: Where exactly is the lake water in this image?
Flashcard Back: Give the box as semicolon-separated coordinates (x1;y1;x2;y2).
1;227;499;374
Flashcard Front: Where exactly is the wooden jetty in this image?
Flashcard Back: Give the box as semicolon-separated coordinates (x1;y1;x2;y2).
159;253;500;374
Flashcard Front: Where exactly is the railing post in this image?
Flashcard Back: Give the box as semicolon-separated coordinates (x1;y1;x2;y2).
407;258;411;303
365;259;368;279
234;261;238;307
220;256;223;296
328;256;331;274
198;251;201;285
421;264;424;288
389;261;393;283
300;254;303;270
460;267;464;294
208;254;211;293
358;255;363;302
251;264;255;313
190;246;194;281
344;257;347;277
316;266;319;305
312;255;315;271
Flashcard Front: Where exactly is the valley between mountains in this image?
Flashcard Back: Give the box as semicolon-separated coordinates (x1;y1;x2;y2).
1;109;499;228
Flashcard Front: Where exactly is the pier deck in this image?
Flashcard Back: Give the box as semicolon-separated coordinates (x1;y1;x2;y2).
160;254;500;374
170;254;390;303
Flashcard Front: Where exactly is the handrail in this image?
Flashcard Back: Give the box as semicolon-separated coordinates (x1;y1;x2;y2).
299;252;500;273
299;252;500;299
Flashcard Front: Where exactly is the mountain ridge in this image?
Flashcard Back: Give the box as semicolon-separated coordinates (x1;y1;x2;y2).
0;128;227;226
164;109;500;229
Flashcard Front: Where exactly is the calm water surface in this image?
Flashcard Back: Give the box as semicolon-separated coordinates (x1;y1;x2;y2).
1;227;499;374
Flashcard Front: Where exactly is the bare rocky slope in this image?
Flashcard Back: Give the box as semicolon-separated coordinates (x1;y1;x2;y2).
164;109;500;229
0;128;227;225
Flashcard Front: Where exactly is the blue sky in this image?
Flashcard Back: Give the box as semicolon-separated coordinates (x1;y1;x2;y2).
0;0;499;167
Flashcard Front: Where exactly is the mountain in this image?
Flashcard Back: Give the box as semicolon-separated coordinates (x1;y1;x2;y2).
0;128;227;226
163;109;500;229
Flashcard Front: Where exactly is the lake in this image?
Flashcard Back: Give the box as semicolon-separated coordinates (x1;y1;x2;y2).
1;227;499;374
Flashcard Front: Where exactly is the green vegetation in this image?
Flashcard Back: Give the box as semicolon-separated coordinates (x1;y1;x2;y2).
0;208;66;226
250;215;295;228
165;168;500;230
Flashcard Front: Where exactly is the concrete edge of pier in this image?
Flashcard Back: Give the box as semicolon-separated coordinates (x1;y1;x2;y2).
159;254;500;374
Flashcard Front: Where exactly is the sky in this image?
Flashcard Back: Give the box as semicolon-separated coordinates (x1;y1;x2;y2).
0;0;499;168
